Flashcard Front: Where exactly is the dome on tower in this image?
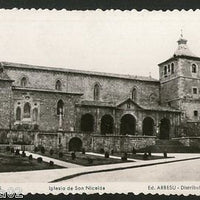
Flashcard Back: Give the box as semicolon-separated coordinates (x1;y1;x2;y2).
174;35;196;57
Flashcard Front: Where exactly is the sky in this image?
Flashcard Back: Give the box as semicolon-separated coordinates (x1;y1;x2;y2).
0;9;200;79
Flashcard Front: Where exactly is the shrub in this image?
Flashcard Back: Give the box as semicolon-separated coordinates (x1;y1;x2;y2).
34;146;38;152
104;151;109;158
22;151;26;157
49;149;54;156
15;149;20;155
143;152;148;160
71;152;76;160
111;149;114;155
163;152;167;158
37;157;43;163
10;147;14;153
29;154;33;160
99;148;104;154
132;147;137;154
6;146;10;151
87;158;93;164
40;146;45;154
49;161;54;166
82;148;85;154
59;152;63;158
121;152;128;161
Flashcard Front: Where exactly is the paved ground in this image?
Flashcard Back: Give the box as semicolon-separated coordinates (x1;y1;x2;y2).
0;153;199;183
62;156;200;182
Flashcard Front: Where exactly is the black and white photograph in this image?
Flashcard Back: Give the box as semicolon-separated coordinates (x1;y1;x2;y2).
0;9;199;196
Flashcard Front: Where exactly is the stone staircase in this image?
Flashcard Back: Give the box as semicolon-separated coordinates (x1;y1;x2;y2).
138;139;200;153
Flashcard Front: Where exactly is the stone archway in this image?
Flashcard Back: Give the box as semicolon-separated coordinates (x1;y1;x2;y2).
69;137;83;152
120;114;136;135
160;118;170;139
142;117;154;136
80;113;94;132
101;114;114;135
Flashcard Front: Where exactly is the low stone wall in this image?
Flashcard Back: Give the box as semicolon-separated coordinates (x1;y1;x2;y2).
172;137;200;148
92;135;156;152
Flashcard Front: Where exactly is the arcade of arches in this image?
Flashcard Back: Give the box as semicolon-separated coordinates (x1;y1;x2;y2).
79;113;171;139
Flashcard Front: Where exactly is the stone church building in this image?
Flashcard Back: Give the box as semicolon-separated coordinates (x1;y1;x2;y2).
0;35;199;152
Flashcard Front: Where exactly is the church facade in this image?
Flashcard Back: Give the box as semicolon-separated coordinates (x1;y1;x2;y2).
0;35;199;152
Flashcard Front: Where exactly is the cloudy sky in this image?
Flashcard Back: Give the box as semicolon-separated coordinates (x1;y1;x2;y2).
0;9;200;79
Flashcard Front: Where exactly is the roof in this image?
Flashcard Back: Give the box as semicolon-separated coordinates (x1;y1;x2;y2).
1;61;159;83
174;37;196;57
159;37;200;66
78;98;181;113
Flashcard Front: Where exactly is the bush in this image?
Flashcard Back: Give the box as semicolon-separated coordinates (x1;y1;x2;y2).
121;152;128;161
82;148;85;154
132;147;137;154
163;152;167;158
29;154;33;160
37;157;43;163
34;146;38;152
59;152;63;158
71;152;76;160
87;158;93;164
15;149;20;155
49;149;54;156
99;148;104;154
40;146;45;154
22;151;26;157
6;146;10;151
10;147;14;153
49;161;54;166
105;151;109;158
143;152;148;160
111;149;114;155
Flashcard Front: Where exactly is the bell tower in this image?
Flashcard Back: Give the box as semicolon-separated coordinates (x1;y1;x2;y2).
159;33;200;122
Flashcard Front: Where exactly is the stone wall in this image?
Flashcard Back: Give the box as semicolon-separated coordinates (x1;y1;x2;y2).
13;90;81;132
5;66;160;105
172;137;200;149
92;135;156;152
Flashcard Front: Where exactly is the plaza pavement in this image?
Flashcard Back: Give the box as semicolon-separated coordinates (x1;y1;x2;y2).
0;152;199;183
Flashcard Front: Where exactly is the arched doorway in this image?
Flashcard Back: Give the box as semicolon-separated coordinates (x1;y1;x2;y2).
101;114;114;135
160;118;170;139
81;113;94;132
120;114;136;135
142;117;154;136
69;137;82;151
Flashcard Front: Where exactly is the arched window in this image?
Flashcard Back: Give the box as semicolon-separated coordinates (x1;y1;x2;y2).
16;107;21;121
171;63;174;74
192;64;197;73
21;77;27;87
164;66;167;77
33;108;38;122
94;83;100;101
55;80;62;91
131;87;137;101
57;100;64;115
23;102;31;118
